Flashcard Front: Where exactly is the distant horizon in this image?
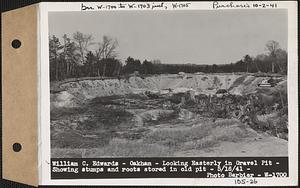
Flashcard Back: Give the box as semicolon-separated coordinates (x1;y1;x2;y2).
49;9;287;65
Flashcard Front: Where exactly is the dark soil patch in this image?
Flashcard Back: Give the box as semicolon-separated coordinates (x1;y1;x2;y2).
228;75;247;90
51;107;86;120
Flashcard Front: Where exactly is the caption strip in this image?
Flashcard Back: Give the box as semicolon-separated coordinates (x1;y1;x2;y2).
51;157;288;179
81;2;278;11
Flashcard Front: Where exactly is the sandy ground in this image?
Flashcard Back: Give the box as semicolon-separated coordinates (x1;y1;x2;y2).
51;74;288;158
174;129;288;157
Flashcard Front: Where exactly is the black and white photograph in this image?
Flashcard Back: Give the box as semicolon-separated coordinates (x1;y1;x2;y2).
1;1;298;187
49;9;289;158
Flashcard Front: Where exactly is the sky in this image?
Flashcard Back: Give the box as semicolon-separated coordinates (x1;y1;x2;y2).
49;9;287;65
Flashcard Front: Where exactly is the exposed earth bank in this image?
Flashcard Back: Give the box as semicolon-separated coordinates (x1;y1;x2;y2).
52;74;286;102
51;73;288;157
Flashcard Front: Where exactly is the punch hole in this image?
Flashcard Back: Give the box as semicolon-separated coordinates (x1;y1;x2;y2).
11;39;21;49
13;143;22;152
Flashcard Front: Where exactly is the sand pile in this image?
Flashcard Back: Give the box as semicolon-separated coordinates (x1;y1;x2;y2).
50;91;80;110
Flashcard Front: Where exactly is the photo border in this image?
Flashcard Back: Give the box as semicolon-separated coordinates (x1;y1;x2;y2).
39;1;298;186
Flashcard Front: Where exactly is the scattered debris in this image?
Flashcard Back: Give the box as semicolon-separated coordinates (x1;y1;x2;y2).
258;79;273;87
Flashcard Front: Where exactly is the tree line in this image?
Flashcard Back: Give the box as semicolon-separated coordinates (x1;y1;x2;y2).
49;32;287;81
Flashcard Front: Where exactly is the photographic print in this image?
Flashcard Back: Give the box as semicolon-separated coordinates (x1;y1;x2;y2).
49;9;289;158
1;1;297;186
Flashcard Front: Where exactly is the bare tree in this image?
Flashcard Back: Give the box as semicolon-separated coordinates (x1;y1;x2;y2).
275;48;287;73
265;40;280;73
243;54;252;73
73;31;93;65
96;36;118;77
96;36;118;59
62;34;79;77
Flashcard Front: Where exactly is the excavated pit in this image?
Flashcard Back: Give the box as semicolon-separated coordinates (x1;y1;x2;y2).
50;74;288;157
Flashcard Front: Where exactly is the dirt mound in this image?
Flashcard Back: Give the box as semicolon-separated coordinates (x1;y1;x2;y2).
51;91;80;110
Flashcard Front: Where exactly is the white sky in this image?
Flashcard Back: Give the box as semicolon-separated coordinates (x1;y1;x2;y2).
49;9;287;65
